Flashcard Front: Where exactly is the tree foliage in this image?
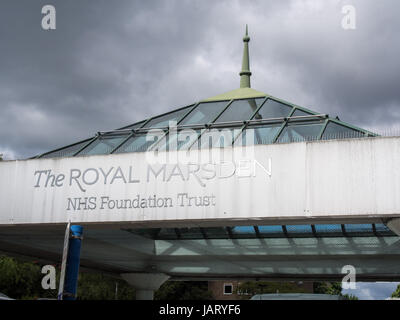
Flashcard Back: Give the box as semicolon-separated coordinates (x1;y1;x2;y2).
313;282;342;295
391;284;400;298
155;281;213;300
77;273;135;300
0;255;135;300
0;255;55;299
236;281;311;299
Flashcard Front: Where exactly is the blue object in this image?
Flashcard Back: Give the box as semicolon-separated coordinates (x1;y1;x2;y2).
63;225;83;300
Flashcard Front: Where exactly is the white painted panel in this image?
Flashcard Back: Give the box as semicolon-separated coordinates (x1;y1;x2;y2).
0;137;400;225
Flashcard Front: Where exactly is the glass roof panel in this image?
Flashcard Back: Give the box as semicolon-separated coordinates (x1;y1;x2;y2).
124;224;396;240
258;225;284;234
214;98;265;123
178;228;204;239
198;128;236;149
344;224;372;233
114;132;164;154
119;120;146;130
374;224;394;234
232;226;256;234
322;121;364;140
179;101;230;125
237;123;283;146
230;226;257;238
314;224;342;233
291;109;315;117
157;228;179;239
286;225;312;234
77;134;128;156
277;121;325;143
252;99;293;120
143;106;193;128
41;139;91;158
159;129;202;151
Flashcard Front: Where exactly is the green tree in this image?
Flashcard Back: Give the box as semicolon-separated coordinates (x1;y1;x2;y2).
77;273;135;300
0;255;135;300
391;284;400;298
155;281;213;300
313;282;342;295
0;255;56;299
342;294;359;300
236;281;311;299
314;281;358;300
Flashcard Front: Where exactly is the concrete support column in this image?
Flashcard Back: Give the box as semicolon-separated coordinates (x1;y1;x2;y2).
121;273;170;300
387;218;400;236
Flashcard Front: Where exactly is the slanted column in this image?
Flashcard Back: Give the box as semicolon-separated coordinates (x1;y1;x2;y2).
121;273;170;300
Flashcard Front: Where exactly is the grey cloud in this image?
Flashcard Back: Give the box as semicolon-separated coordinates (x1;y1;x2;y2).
0;0;399;159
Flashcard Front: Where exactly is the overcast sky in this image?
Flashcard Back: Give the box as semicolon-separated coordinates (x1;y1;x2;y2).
1;0;400;159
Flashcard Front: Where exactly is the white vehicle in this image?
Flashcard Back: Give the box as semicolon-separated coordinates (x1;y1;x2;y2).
250;293;343;300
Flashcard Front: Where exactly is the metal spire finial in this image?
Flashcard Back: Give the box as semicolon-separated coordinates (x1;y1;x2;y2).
239;24;251;88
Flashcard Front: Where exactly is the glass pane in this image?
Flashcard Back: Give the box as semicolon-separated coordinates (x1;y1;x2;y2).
231;226;256;237
322;121;363;140
237;123;283;146
144;106;192;128
114;133;163;153
215;98;265;123
291;109;315;117
314;224;342;233
179;101;230;125
77;135;128;156
286;225;312;234
252;99;292;119
344;224;372;233
277;121;324;143
178;228;204;239
374;224;393;234
120;121;146;130
41;140;91;158
201;227;228;239
258;225;284;235
198;128;235;149
157;228;179;240
156;129;201;151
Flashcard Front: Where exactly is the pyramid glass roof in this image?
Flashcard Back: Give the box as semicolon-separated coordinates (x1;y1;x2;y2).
36;27;376;159
36;94;376;159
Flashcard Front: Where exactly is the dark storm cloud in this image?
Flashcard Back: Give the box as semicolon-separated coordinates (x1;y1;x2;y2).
0;0;399;159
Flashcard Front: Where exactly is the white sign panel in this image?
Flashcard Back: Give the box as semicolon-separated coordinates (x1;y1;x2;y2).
1;138;400;225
